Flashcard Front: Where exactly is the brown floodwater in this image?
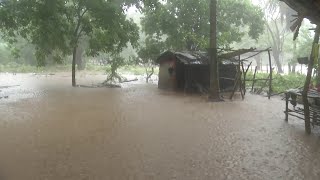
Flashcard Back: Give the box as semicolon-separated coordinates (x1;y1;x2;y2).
0;73;320;180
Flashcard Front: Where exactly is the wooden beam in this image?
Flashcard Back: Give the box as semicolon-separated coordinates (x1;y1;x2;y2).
302;25;320;134
251;66;258;92
268;50;273;100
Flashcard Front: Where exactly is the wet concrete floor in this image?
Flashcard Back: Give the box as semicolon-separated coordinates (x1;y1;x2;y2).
0;73;320;180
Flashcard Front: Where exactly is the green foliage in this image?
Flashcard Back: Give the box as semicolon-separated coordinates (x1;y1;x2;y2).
137;37;165;65
0;42;12;64
141;0;265;51
0;62;154;75
292;26;313;59
118;65;151;75
0;63;71;73
135;36;164;82
246;72;306;93
0;35;40;65
0;62;35;73
0;0;140;65
85;63;106;72
0;0;146;86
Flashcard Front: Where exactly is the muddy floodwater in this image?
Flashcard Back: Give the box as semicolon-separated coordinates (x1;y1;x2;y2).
0;73;320;180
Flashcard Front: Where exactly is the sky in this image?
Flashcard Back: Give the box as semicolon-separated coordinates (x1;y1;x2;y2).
251;0;260;5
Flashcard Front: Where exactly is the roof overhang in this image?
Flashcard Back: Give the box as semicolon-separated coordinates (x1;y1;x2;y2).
280;0;320;24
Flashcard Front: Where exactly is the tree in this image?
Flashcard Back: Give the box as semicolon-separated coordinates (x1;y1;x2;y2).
0;41;12;65
141;0;264;51
0;0;140;86
105;55;126;83
141;0;263;100
137;37;165;83
0;33;41;66
283;24;314;73
265;20;287;73
262;0;298;73
209;0;220;101
230;0;314;74
7;37;38;65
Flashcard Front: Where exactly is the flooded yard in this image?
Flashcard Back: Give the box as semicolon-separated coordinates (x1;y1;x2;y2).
0;73;320;180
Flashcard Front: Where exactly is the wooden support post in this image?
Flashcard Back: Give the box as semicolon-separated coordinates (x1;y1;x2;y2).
245;62;253;74
312;107;317;127
242;61;252;95
285;92;289;121
230;71;241;100
230;58;245;100
239;55;244;100
303;25;320;134
251;66;258;92
239;72;244;100
240;75;244;100
268;50;273;99
241;62;252;95
242;63;246;95
257;74;271;94
240;58;245;95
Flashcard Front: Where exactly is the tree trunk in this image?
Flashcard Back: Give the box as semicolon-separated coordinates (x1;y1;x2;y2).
288;63;291;73
76;46;85;70
292;40;297;74
254;54;261;70
209;0;220;101
292;64;296;73
266;21;284;74
72;46;77;87
272;49;283;73
302;25;320;134
146;67;154;83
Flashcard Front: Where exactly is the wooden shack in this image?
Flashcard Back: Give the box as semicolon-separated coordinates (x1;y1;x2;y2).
157;51;237;92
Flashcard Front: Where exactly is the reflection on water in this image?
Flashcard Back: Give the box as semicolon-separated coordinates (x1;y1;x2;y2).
0;73;320;180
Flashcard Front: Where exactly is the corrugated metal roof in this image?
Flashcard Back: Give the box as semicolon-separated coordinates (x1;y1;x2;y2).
175;52;209;65
157;49;256;65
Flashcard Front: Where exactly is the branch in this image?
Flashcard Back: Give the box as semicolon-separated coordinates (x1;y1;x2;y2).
266;22;278;50
80;8;88;19
73;8;88;46
274;20;281;48
280;32;289;52
78;26;85;37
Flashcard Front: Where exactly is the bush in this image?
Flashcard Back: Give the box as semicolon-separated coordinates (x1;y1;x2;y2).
0;63;160;77
86;64;107;72
118;66;145;75
246;72;306;94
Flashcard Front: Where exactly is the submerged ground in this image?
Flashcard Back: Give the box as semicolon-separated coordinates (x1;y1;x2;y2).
0;73;320;180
